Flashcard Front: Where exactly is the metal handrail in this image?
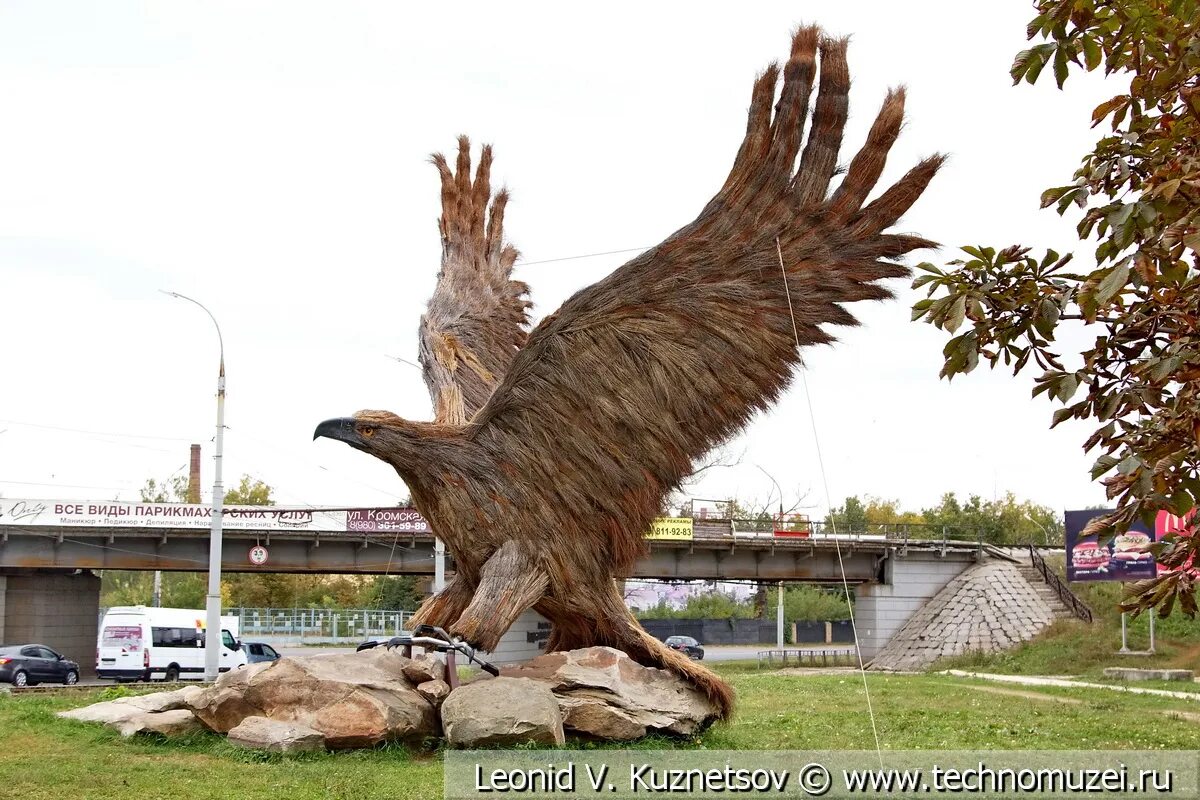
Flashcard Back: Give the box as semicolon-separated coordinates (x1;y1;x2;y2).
1027;544;1094;623
757;647;857;668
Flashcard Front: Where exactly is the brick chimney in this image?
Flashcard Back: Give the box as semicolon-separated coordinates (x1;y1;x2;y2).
187;444;202;503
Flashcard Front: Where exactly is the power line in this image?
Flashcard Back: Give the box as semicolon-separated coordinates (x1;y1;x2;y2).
232;428;405;500
517;246;650;267
0;479;139;491
0;419;195;442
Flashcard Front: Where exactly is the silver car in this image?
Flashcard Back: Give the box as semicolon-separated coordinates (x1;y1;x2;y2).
241;642;281;664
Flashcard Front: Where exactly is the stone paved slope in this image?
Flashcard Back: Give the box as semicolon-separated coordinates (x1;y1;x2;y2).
869;562;1056;671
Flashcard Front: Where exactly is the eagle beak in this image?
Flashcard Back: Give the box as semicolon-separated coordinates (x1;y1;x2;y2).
313;417;357;443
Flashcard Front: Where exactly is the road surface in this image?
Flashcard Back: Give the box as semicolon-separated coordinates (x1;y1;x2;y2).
273;643;808;662
70;642;839;686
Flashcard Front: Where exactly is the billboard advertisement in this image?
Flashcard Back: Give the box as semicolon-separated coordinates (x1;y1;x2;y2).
645;517;694;541
1064;509;1155;582
0;499;431;535
1154;509;1197;577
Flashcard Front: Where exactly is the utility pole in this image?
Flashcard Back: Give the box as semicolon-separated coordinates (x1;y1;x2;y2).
434;538;446;592
153;443;202;608
163;291;226;682
776;582;785;648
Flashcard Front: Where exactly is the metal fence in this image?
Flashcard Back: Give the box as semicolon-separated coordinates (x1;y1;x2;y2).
230;607;416;643
98;607;417;644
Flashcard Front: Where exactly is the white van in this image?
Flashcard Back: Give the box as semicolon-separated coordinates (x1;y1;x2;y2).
97;606;247;682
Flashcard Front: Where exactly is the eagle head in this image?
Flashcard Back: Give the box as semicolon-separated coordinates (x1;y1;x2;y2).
313;410;466;485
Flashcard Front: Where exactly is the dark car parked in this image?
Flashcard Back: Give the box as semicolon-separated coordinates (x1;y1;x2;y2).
241;642;282;664
664;635;704;660
0;644;80;687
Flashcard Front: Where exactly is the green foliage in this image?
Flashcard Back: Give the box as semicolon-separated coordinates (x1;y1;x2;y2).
765;585;853;624
102;473;279;608
912;0;1200;616
223;476;274;506
636;585;850;625
824;493;1063;545
826;495;925;532
360;576;422;611
922;492;1065;545
139;475;189;503
637;591;755;620
827;496;869;531
725;498;777;532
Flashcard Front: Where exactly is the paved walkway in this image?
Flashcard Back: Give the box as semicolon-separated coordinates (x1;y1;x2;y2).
943;669;1200;701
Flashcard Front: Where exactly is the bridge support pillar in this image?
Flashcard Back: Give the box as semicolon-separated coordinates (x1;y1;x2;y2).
0;569;101;678
855;552;974;661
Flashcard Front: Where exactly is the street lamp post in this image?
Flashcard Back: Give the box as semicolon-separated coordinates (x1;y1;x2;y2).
162;291;226;682
1029;518;1051;546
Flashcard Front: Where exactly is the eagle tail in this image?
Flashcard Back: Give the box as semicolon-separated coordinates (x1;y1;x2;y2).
546;583;735;721
616;610;736;722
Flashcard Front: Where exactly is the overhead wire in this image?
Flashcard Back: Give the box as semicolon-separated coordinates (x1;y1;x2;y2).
776;237;885;766
0;479;141;492
516;246;651;267
231;427;405;501
0;419;196;442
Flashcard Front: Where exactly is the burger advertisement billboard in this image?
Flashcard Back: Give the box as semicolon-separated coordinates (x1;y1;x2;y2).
1154;509;1197;577
1064;509;1156;582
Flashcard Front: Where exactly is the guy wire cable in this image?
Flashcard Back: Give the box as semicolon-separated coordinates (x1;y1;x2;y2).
776;237;884;767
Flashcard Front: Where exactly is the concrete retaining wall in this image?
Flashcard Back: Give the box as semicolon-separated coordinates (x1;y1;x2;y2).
1;570;101;677
855;551;976;660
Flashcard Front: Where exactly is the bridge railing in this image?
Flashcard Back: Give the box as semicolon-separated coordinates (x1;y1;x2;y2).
721;518;988;545
1027;545;1094;623
700;518;1061;549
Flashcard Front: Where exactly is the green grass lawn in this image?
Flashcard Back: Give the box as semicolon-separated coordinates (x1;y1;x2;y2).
3;664;1198;800
934;575;1200;682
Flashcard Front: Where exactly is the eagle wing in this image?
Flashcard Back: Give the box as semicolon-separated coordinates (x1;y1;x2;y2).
419;137;530;424
468;28;943;570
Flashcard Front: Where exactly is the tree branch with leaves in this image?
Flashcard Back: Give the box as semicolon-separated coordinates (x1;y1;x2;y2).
913;0;1199;616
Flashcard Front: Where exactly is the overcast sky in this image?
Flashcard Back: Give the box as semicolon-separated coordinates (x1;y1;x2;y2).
0;2;1122;519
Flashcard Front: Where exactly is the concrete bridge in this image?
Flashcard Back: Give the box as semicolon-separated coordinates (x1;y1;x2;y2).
0;520;910;581
0;498;1031;674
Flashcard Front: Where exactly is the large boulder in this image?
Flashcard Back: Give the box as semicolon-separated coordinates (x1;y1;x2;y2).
416;679;451;707
114;708;204;738
57;685;206;725
188;661;273;733
227;716;325;753
402;655;444;686
501;647;720;738
441;677;565;748
187;649;438;749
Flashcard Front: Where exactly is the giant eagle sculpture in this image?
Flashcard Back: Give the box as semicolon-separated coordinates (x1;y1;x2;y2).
316;26;941;719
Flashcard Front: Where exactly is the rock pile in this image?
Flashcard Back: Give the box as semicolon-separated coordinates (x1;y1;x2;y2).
57;646;721;751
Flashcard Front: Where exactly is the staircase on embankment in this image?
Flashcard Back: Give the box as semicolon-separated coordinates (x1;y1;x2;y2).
1015;560;1076;620
867;549;1094;672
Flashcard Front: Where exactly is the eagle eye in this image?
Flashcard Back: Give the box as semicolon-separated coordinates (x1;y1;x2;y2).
359;425;376;438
